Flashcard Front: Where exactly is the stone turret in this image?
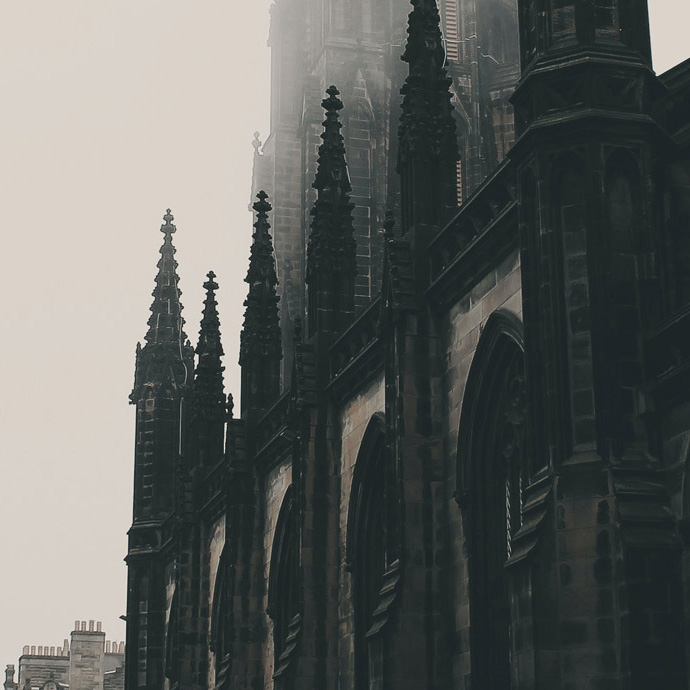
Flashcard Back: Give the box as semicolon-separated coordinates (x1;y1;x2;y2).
306;86;357;337
129;209;194;519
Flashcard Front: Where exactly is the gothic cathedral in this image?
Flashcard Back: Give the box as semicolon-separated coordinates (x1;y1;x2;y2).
125;0;690;688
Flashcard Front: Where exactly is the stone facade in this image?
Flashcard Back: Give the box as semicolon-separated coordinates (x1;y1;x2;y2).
124;0;690;688
4;622;124;690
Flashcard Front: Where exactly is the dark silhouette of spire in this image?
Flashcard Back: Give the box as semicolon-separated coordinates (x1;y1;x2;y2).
131;209;193;402
398;0;458;235
307;85;356;279
240;191;282;416
306;86;356;335
145;209;189;347
192;271;226;421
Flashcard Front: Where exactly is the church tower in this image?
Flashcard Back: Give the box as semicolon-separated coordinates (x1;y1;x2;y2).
125;210;195;690
509;0;685;686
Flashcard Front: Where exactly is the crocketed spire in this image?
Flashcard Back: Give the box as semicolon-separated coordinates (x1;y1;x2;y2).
306;86;357;336
240;191;282;415
240;191;282;366
398;0;457;164
145;209;190;346
396;0;459;237
192;271;226;420
131;209;194;402
306;85;357;280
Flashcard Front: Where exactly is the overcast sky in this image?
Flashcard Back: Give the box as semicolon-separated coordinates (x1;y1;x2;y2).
0;0;687;672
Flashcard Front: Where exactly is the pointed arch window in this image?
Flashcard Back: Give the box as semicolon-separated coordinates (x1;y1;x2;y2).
210;548;231;683
457;312;528;689
268;486;300;688
346;414;392;690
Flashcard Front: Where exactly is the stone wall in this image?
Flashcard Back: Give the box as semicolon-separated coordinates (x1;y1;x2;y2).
18;652;69;689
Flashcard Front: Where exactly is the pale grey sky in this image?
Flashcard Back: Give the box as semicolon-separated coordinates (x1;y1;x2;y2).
0;0;686;671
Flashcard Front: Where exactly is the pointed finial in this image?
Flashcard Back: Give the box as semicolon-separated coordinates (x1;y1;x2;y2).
161;209;176;235
193;269;225;421
204;270;218;291
226;393;234;420
254;189;271;213
252;132;262;153
323;85;343;110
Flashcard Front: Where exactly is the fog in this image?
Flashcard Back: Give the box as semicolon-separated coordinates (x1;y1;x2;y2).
0;0;686;671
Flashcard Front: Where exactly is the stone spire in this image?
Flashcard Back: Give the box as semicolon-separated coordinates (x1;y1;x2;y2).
240;191;282;416
398;0;458;236
145;209;189;347
192;271;225;421
131;209;193;401
306;85;356;336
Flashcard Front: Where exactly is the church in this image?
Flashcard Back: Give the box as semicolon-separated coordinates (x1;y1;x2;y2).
124;0;690;688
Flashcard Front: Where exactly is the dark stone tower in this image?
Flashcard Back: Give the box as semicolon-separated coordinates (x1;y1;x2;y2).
125;210;194;690
509;0;684;686
306;86;357;337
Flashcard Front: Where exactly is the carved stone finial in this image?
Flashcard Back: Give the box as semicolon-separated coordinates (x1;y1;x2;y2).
161;208;176;234
252;132;262;153
193;270;225;420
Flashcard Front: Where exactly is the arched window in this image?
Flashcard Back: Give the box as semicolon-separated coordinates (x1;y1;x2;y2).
457;311;528;689
210;548;230;680
346;414;387;690
268;486;300;688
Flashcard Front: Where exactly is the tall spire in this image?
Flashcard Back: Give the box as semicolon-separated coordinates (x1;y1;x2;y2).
192;271;225;421
145;209;189;346
398;0;458;235
240;191;282;416
131;209;193;402
306;86;356;336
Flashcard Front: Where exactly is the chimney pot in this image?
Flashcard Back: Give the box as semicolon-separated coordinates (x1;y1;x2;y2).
88;620;94;632
22;646;29;655
30;646;36;655
37;647;43;656
74;620;79;632
96;621;102;632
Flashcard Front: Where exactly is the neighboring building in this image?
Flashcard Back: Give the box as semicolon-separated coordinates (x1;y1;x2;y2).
4;622;125;690
125;1;690;689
